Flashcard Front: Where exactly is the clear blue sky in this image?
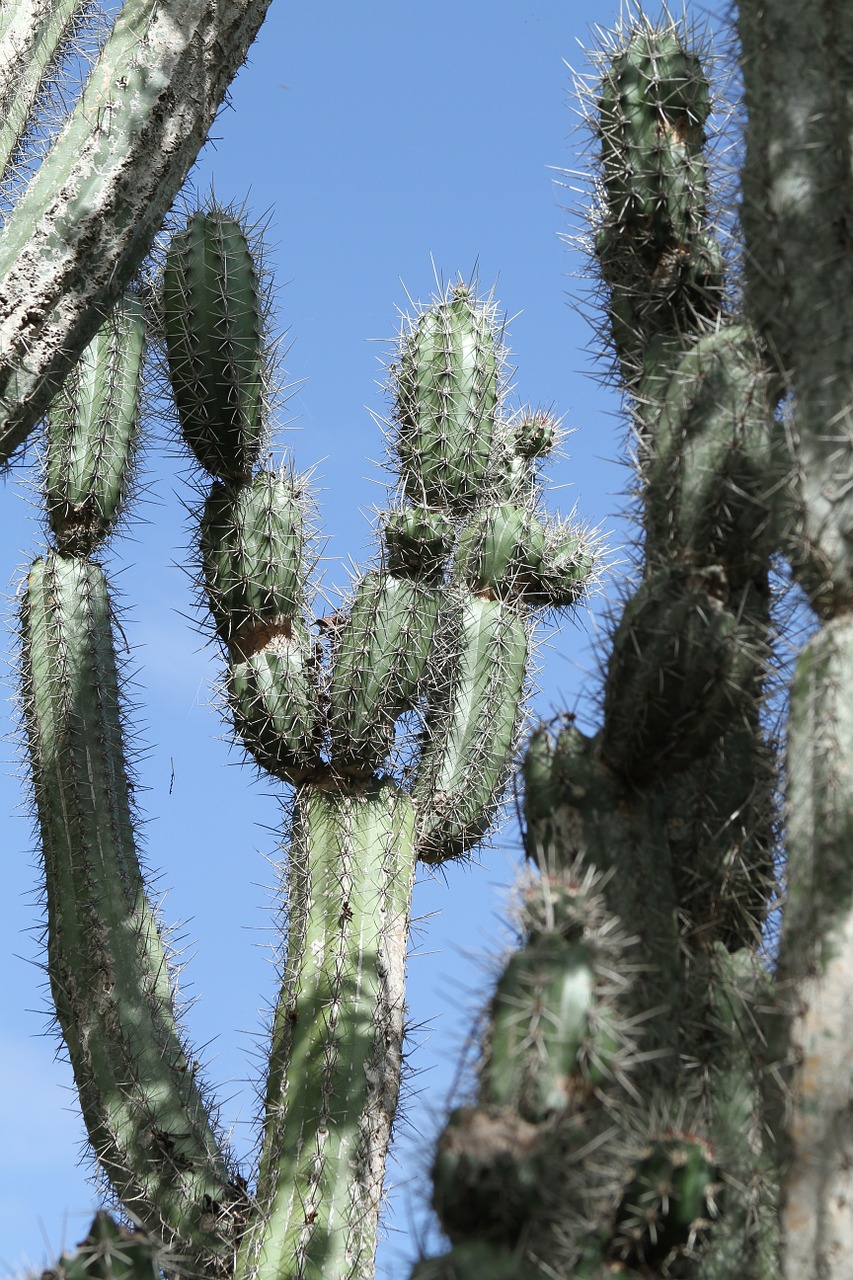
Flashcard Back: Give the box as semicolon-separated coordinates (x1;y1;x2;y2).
0;2;730;1275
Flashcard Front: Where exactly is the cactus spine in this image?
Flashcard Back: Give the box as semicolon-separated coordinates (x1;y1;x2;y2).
16;196;593;1278
11;5;853;1277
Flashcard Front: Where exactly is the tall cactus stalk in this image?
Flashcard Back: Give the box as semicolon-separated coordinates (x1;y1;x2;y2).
738;2;853;1275
0;0;273;465
412;14;784;1280
16;201;594;1278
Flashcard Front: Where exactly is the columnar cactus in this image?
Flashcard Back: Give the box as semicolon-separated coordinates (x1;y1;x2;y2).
16;200;594;1278
738;3;853;1275
10;5;853;1278
412;15;783;1279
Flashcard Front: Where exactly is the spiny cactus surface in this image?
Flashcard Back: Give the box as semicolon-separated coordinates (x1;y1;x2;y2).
17;196;594;1279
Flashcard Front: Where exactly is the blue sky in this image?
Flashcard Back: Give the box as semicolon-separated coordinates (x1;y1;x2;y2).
0;2;730;1274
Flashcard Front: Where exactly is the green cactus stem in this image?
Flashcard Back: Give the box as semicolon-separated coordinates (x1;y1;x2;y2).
21;552;238;1258
394;284;499;511
157;203;595;1275
41;1212;165;1280
327;567;442;774
234;784;416;1280
0;0;273;463
0;0;87;184
414;592;528;862
46;292;146;555
413;17;781;1279
164;210;268;481
201;471;308;643
739;0;853;615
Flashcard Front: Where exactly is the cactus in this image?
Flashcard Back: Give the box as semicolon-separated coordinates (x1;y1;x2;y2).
39;1213;166;1280
14;192;593;1278
9;5;853;1279
0;0;273;464
413;13;784;1279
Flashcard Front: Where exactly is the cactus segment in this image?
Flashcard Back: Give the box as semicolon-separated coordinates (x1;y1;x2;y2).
237;784;416;1280
613;1134;719;1270
592;23;725;383
431;1106;546;1246
163;209;266;480
454;502;546;597
229;619;322;782
596;31;710;259
327;571;441;774
415;595;527;861
20;552;236;1256
483;935;616;1121
601;565;759;781
45;1213;164;1280
383;506;454;579
46;294;146;554
0;0;89;186
645;326;776;576
201;468;308;646
394;284;498;510
410;1240;544;1280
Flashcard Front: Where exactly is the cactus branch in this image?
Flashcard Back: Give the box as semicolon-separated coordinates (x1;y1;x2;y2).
0;0;272;464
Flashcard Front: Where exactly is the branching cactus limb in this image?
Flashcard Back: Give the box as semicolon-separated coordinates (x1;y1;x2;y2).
0;0;273;464
151;207;596;1278
738;5;853;1274
19;299;242;1267
413;15;781;1278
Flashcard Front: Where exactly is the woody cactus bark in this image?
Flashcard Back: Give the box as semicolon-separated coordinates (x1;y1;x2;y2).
17;202;594;1278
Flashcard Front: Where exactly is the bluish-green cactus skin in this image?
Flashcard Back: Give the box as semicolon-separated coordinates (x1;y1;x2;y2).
164;210;267;480
46;292;146;554
18;3;853;1276
42;1212;165;1280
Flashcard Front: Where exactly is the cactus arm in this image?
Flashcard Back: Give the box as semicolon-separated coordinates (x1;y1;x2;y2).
19;300;240;1266
21;554;238;1260
767;621;853;1279
0;0;87;184
413;19;781;1278
739;5;853;1273
414;592;528;862
0;0;272;464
